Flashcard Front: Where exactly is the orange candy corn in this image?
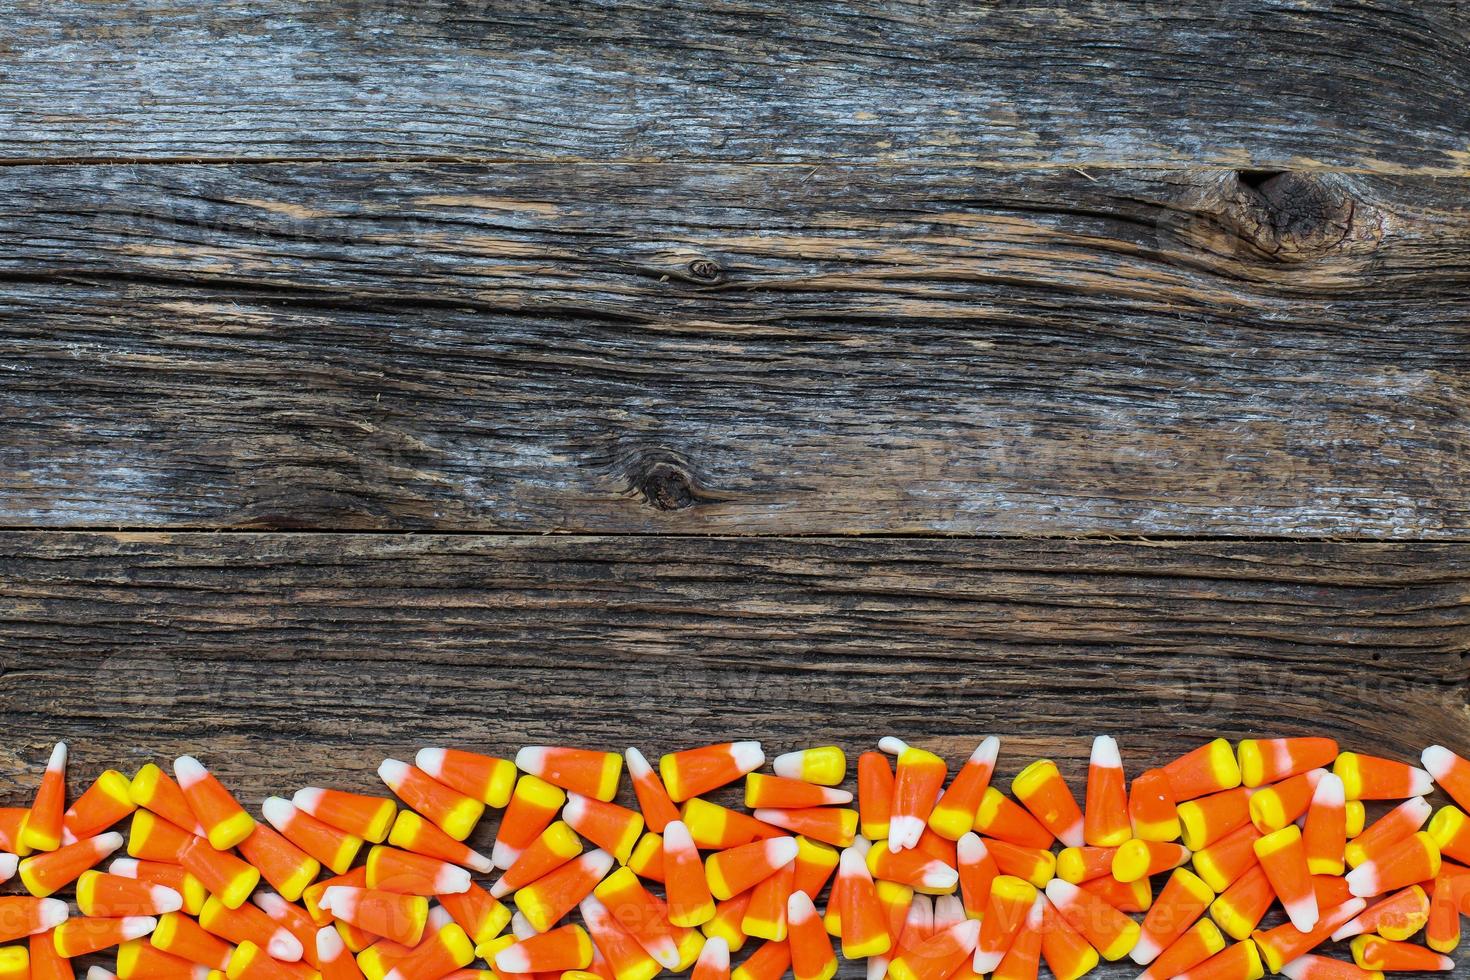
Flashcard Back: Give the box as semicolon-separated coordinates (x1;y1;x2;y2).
706;837;800;901
1238;737;1338;787
990;898;1042;980
835;847;890;959
784;893;835;980
129;766;205;837
1083;736;1130;847
237;823;321;902
110;859;207;917
623;748;679;835
1422;745;1470;810
1054;845;1115;884
262;797;363;875
866;842;958;894
662;821;715;929
174;757;255;851
437;883;509;947
1350;935;1453;972
76;870;181;916
1254;825;1318;932
414;749;516;809
318;926;367;980
385;921;476;980
180;835;260;910
751;808;856;849
1210;864;1274;940
320;887;428;948
378;761;483;844
1281;954;1384;980
1044;879;1140;962
490;821;582;898
791;837;838;899
679;799;781;850
0;808;33;856
590;867;680;970
1178;788;1252;851
743;858;795;941
1251;896;1365;973
982;838;1054;888
1112;839;1190;883
857;752;894;842
62;770;136;844
1138;918;1226;980
691;936;730;980
0;897;63;945
1193;822;1263;892
974;788;1052;850
1346;831;1441;898
127;809;192;863
1334;753;1433;801
1010;758;1084;849
1331;885;1430;942
660;742;764;803
226;941;306;980
731;940;789;980
1250;769;1325;834
151;911;234;970
1304;772;1348;876
24;744;69;853
1130;766;1182;842
884;741;947;852
200;894;303;961
926;738;998;842
1426;872;1461;953
1132;868;1214;965
1039;896;1097;980
972;876;1036;974
492;776;565;870
514;748;621;804
1345;797;1432;869
19;831;124;897
291;788;397;844
579;893;660;980
1164;739;1242;803
1174;940;1265;980
54;916;157;958
494;925;590;975
744;775;850;810
385;810;490;876
1428;805;1470;863
563;794;644;864
116;940;209;980
1078;873;1152;914
30;930;72;980
366;845;471;896
514;849;614;933
773;747;846;787
956;834;998;918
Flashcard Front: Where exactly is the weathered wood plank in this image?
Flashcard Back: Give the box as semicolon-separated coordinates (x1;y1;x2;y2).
5;1;1469;172
3;164;1468;536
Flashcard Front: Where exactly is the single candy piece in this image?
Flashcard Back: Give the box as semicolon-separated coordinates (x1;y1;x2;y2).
563;794;644;864
1054;845;1116;884
707;837;800;901
495;924;589;974
731;940;789;980
366;845;470;896
773;747;846;787
660;742;764;803
129;766;205;837
318;926;367;980
437;883;509;947
866;841;958;894
174;757;255;851
1238;738;1338;787
1350;935;1454;972
1139;918;1227;980
1251;896;1365;973
490;820;582;898
1044;879;1139;963
320;887;428;948
263;797;363;875
1426;871;1461;953
513;849;614;934
19;831;124;897
415;749;516;809
151;912;233;970
743;859;796;942
1112;839;1190;883
180;836;259;910
76;870;181;917
226;941;304;980
491;775;565;870
1132;868;1214;965
623;748;679;834
386;809;490;875
990;897;1042;980
791;836;839;899
1210;864;1274;940
29;930;72;980
1428;805;1470;864
1038;896;1097;980
955;834;998;919
62;770;137;844
1176;941;1264;980
1280;954;1384;980
886;743;947;852
515;747;621;803
662;821;714;928
1421;745;1470;810
752;807;856;848
237;823;321;902
982;838;1054;888
1082;736;1130;847
835;847;890;959
24;744;69;853
590;867;680;970
973;787;1052;850
1345;831;1441;898
1010;759;1084;849
115;940;209;980
1346;797;1433;869
1332;885;1430;943
199;895;303;961
384;921;476;980
1164;739;1242;802
1131;767;1182;842
292;788;397;844
54;916;157;958
1334;753;1433;801
110;859;206;917
745;774;851;809
784;892;836;980
1254;825;1318;932
1179;788;1252;851
1249;770;1326;834
926;738;999;842
691;936;730;980
1193;822;1263;893
857;752;894;842
126;810;191;863
973;876;1037;974
679;799;781;850
378;761;484;843
1303;772;1348;876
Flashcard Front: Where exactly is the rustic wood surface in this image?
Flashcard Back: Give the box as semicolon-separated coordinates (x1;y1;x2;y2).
5;1;1469;173
4;164;1468;536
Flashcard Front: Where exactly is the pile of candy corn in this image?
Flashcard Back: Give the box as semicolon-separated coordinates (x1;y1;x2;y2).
0;737;1467;980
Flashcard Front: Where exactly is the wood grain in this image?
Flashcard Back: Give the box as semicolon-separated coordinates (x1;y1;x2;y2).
3;164;1468;536
4;1;1468;173
1;533;1465;799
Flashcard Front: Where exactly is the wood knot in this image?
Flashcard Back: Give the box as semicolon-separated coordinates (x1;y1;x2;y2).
685;258;725;283
623;451;714;512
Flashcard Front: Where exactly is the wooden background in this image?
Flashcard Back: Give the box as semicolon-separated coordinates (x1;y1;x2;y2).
1;3;1468;973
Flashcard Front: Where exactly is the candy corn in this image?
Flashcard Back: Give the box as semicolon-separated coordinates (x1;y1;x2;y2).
1255;825;1319;931
1210;864;1274;940
1010;758;1084;849
972;876;1035;974
580;893;660;980
28;931;70;980
990;898;1041;980
857;752;894;843
490;821;583;899
1045;878;1140;962
23;743;68;853
865;842;958;894
174;757;255;851
1345;797;1433;869
54;916;157;958
19;831;124;897
492;776;566;870
924;738;997;842
1422;745;1470;810
514;849;614;933
263;797;363;875
743;775;850;810
1331;885;1431;942
1251;896;1365;973
743;858;795;941
751;808;855;849
494;925;590;974
1083;735;1131;847
116;940;208;980
1193;822;1264;893
1334;753;1433;801
1132;868;1214;965
707;838;800;901
590;867;680;969
514;748;621;803
180;836;260;910
679;799;780;850
892;919;981;980
200;895;303;961
1304;772;1348;876
366;845;470;896
237;823;321;902
291;789;397;844
0;950;28;980
1131;767;1182;842
662;821;715;928
661;743;765;803
1112;839;1190;883
320;887;428;948
974;787;1053;850
1179;788;1252;851
626;832;664;883
1280;954;1384;980
437;883;508;947
982;838;1054;888
77;870;182;917
563;794;645;864
1174;940;1264;980
1164;739;1242;802
886;743;947;852
318;925;366;980
415;749;517;809
1138;918;1227;980
1350;935;1453;972
834;847;889;959
623;748;680;834
730;940;788;980
1345;831;1441;898
772;747;845;787
110;859;207;917
783;892;835;980
1054;844;1115;884
226;941;303;980
1038;896;1097;980
1428;805;1470;864
791;837;839;899
63;770;137;844
955;834;997;918
1426;872;1461;953
378;761;484;844
1238;738;1338;787
1250;770;1326;834
386;809;491;876
151;911;234;970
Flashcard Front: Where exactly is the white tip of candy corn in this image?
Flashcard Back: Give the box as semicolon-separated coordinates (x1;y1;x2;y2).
878;737;908;756
730;741;765;773
151;885;183;914
47;743;68;771
119;916;158;941
173;755;206;788
695;936;729;974
291;788;324;811
970;737;1000;766
414;748;447;777
1407;767;1435;797
1090;736;1122;769
0;853;17;881
109;858;139;878
316;925;346;961
377;759;410;789
261;796;296;831
86;968;118;980
268;927;304;962
1422;745;1455;780
514;747;550;774
624;747;654;778
38;898;69;930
